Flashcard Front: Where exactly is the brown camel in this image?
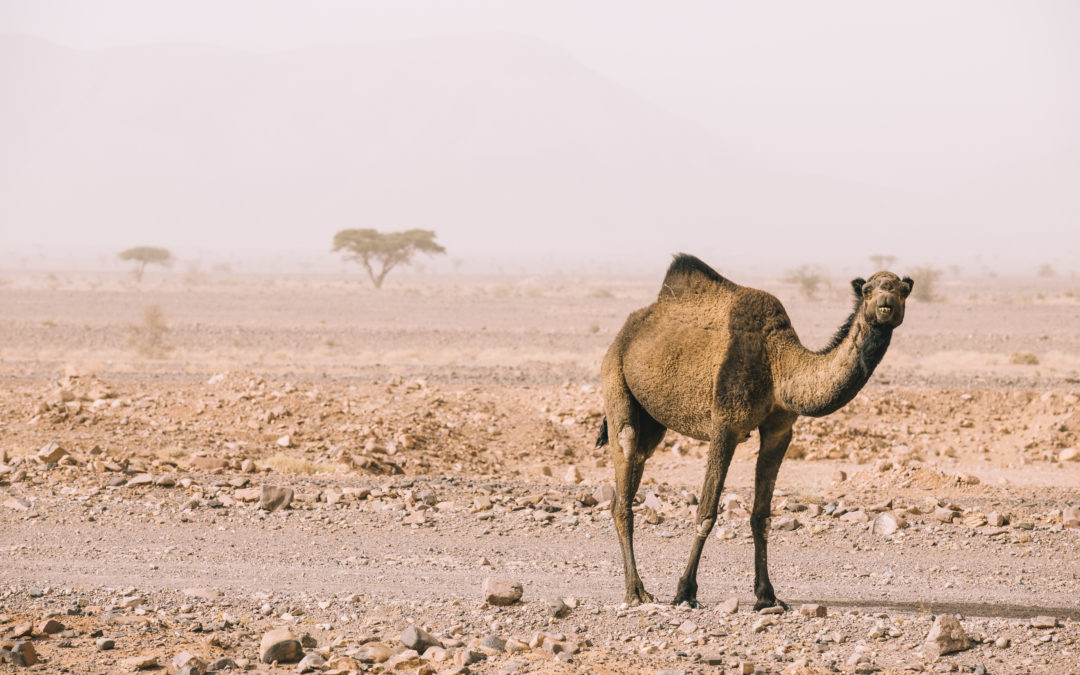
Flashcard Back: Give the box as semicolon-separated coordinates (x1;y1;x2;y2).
597;254;912;609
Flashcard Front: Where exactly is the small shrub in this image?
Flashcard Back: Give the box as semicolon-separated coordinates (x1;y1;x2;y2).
908;266;942;302
127;305;170;359
784;265;826;300
1036;263;1056;278
1009;351;1039;365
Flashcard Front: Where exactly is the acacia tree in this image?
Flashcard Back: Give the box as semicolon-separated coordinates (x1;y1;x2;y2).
118;246;174;281
332;229;445;289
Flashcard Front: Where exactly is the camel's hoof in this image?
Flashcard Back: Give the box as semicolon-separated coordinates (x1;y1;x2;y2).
672;597;702;609
625;588;656;606
753;597;788;612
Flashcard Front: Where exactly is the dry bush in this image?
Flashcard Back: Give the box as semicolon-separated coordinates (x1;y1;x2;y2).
1009;351;1039;365
784;265;826;300
127;305;171;359
908;266;942;302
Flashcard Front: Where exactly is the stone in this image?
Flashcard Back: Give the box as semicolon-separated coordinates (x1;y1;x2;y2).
739;660;756;674
325;656;359;670
189;456;228;472
384;649;421;670
986;511;1006;527
643;492;664;512
759;605;784;615
1059;447;1078;462
38;441;69;463
1031;615;1058;628
259;485;294;512
593;484;615;505
872;512;905;536
504;638;529;653
482;577;523;605
353;642;393;663
206;657;239;671
565;465;583;484
295;652;326;673
260;628;303;663
799;603;827;618
752;616;777;632
993;637;1010;648
774;517;801;531
276;435;292;447
677;620;697;634
480;634;507;652
182;587;222;600
127;473;154;486
3;496;30;511
1063;507;1080;529
924;614;971;657
718;596;739;614
5;641;37;667
454;649;485;667
400;625;443;652
155;475;177;487
122;654;160;670
932;507;958;523
10;622;33;637
546;597;569;617
840;510;869;523
97;637;116;650
37;618;64;634
169;651;207;674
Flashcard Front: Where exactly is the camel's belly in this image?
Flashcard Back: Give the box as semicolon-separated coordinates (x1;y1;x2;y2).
621;324;723;441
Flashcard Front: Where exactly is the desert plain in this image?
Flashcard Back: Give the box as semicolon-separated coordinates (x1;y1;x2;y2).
1;268;1079;674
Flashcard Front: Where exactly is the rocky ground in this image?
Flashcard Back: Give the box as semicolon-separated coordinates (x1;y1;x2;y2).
1;272;1079;673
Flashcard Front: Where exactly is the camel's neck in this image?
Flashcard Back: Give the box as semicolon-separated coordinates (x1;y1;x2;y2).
771;310;892;417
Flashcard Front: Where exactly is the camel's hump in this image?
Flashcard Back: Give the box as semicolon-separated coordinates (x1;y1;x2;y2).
658;254;734;302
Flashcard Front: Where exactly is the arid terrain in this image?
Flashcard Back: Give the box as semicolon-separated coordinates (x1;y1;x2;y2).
2;269;1079;674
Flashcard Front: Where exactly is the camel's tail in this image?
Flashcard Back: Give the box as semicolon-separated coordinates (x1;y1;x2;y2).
595;416;609;448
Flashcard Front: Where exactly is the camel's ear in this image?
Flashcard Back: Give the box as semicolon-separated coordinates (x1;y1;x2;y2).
900;276;914;298
851;278;866;297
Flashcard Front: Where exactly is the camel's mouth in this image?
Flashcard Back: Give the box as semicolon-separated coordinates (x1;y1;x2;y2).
876;306;893;320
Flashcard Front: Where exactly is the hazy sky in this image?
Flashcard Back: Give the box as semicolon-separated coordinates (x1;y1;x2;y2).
2;1;1078;272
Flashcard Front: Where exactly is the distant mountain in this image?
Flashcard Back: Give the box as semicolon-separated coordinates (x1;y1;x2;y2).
0;33;1044;269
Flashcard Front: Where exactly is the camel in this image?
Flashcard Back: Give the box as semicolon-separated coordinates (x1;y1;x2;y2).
597;254;912;609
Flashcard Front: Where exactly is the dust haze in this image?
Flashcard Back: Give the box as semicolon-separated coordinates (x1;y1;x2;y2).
1;1;1078;273
2;4;1080;674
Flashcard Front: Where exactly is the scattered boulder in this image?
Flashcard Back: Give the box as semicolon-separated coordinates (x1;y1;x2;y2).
872;512;905;536
546;597;570;617
295;652;326;673
259;485;294;512
800;603;827;618
169;651;207;675
37;442;69;464
924;614;971;657
37;618;64;634
2;641;37;667
1031;616;1058;629
400;625;443;652
482;577;523;606
773;517;801;531
718;596;739;614
122;654;160;670
260;628;303;663
932;507;958;524
353;642;393;663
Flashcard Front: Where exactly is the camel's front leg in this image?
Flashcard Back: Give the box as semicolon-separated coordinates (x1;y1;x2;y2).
612;445;653;605
673;429;737;607
751;419;795;610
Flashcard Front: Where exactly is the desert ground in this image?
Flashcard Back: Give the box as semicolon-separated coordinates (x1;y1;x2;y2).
2;268;1079;674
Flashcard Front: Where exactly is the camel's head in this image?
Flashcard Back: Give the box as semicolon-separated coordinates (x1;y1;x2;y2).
852;272;913;328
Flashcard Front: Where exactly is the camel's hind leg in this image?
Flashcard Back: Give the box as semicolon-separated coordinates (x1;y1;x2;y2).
606;385;666;606
751;413;796;610
673;427;738;607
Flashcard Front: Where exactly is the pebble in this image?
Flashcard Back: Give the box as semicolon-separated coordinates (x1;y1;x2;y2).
480;634;507;652
260;627;303;663
565;465;583;484
1063;507;1080;529
799;603;827;618
37;618;64;634
1059;447;1079;462
400;625;443;652
718;596;739;614
296;652;326;673
932;507;958;524
759;605;785;615
773;517;801;531
127;473;154;486
37;441;69;464
872;512;904;536
677;620;697;634
3;641;37;667
96;637;116;650
259;485;294;512
1031;616;1058;629
924;614;970;657
121;654;159;670
546;597;570;617
482;577;523;606
171;651;207;674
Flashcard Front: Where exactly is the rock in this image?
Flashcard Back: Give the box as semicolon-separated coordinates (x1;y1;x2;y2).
739;660;756;674
259;485;294;512
241;458;257;473
643;492;664;512
677;620;697;634
10;623;33;637
759;605;784;615
155;475;177;487
4;641;37;667
546;597;570;617
295;652;326;673
1063;507;1080;529
122;654;160;670
260;628;303;663
276;435;292;447
454;649;485;667
932;507;958;523
127;473;154;486
188;456;228;472
924;614;971;657
986;511;1006;527
643;506;661;524
718;596;739;614
169;651;207;674
400;625;443;652
993;637;1010;648
752;616;777;632
565;465;583;484
38;441;69;463
593;484;615;505
1059;447;1079;462
482;577;523;605
97;637;116;650
325;656;359;671
799;603;827;618
831;470;847;484
840;510;869;523
1031;615;1058;628
206;657;239;671
480;634;507;652
37;618;64;634
384;649;421;670
872;512;905;536
353;642;393;663
774;517;801;531
182;587;222;600
3;496;30;512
